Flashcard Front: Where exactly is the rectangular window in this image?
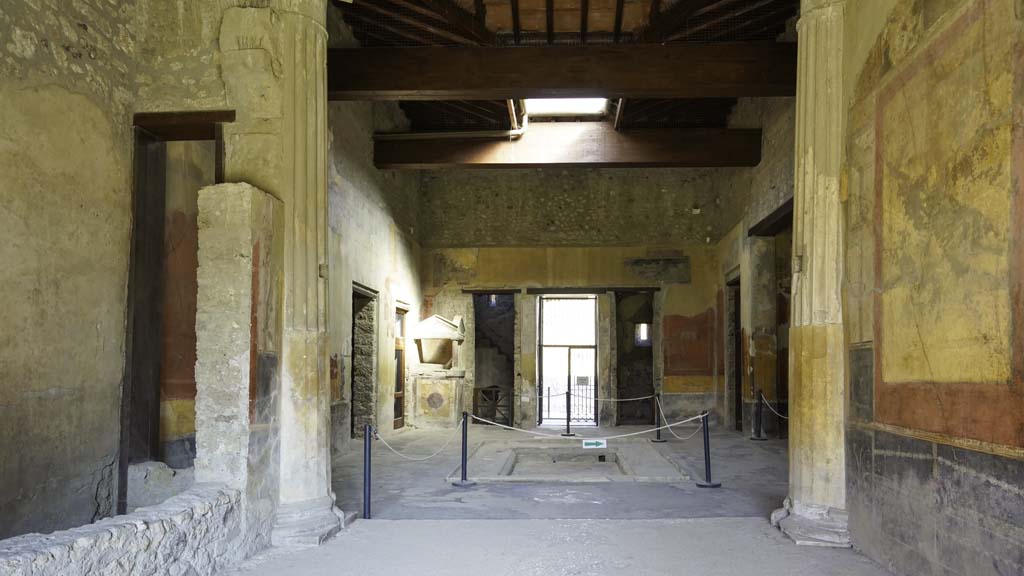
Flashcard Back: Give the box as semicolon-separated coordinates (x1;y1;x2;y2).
635;323;652;347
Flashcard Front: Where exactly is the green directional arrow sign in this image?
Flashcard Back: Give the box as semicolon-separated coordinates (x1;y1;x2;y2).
582;439;608;449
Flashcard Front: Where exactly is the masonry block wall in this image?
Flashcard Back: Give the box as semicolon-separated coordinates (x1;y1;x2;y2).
843;1;1024;573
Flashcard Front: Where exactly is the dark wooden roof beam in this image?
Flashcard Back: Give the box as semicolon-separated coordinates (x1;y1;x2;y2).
328;43;798;100
375;123;762;169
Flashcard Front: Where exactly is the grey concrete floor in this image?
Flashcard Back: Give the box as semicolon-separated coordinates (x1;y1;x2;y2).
332;424;789;520
226;518;892;576
223;425;892;575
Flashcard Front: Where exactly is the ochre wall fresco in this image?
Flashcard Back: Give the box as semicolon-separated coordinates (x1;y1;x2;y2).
870;0;1024;448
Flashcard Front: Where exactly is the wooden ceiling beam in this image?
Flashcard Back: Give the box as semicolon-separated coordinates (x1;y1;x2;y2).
328;43;797;100
580;0;590;45
374;123;762;169
613;0;625;43
546;0;554;44
511;0;522;44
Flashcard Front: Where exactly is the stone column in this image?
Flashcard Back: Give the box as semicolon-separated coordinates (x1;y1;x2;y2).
219;0;341;545
772;0;850;546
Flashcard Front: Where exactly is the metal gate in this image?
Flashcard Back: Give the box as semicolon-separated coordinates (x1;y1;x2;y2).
538;296;597;426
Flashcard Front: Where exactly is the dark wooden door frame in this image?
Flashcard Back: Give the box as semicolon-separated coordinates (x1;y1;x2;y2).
117;127;167;515
117;111;233;515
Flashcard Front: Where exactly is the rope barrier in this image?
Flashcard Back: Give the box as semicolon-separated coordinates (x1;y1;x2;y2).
373;425;462;461
571;392;655;403
470;412;703;440
517;387;655;403
759;392;789;420
469;415;566;437
655;396;703;441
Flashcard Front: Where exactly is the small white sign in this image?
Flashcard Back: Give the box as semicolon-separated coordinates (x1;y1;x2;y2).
581;439;607;449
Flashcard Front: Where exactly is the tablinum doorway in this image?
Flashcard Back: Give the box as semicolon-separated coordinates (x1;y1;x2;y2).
538;295;597;426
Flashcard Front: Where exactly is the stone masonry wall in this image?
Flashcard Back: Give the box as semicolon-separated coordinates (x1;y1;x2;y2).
0;486;244;576
350;298;378;438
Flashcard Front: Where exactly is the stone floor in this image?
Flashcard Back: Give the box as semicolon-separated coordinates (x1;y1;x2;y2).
332;423;789;519
222;424;893;575
225;518;891;576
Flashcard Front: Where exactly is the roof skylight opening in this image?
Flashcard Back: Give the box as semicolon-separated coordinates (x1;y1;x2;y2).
525;98;609;117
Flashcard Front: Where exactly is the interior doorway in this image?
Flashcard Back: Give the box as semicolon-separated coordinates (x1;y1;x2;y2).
615;292;655;425
473;294;516;426
726;279;743;432
120;112;229;514
350;290;377;438
539;295;597;426
394;309;406;430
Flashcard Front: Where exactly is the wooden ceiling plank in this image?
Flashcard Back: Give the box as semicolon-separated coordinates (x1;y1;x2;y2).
667;0;778;41
340;9;449;46
375;123;762;169
369;0;494;44
706;3;796;41
328;43;798;100
637;0;715;42
347;0;479;45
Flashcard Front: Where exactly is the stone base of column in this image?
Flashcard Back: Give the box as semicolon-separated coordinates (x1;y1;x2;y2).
771;498;851;548
271;496;343;547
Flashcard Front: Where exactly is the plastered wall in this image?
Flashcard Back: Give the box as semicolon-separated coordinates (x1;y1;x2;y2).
326;18;423;449
842;1;1024;573
0;0;136;538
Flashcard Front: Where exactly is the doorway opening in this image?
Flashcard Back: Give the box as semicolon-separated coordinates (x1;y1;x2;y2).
473;294;516;426
538;295;597;427
350;290;377;438
120;111;231;514
726;279;743;432
394;309;406;430
615;292;655;425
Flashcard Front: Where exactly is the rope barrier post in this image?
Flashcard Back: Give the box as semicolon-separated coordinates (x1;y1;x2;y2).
452;412;476;487
696;411;721;488
561;388;575;437
750;390;768;442
363;424;373;519
650;393;666;443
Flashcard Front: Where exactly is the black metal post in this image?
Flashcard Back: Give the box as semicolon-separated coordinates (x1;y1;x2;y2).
751;391;768;441
452;412;475;487
696;411;721;488
651;392;666;443
561;388;575;436
363;424;372;518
